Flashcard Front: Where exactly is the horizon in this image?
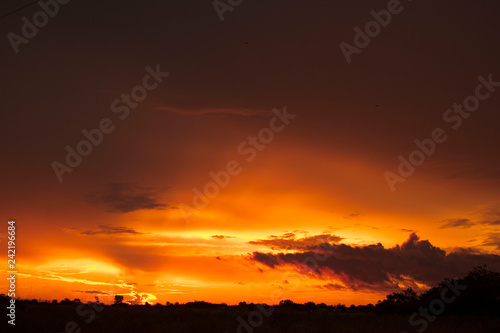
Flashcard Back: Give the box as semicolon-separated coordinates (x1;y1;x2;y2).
2;263;494;307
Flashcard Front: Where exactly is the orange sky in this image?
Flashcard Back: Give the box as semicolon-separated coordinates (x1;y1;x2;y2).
1;0;500;306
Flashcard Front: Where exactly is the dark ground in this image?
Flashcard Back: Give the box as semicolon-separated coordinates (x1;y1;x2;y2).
4;266;500;333
6;302;500;333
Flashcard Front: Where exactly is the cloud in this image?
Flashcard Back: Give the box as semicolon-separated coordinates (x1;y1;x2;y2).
81;225;142;236
85;183;167;213
344;211;360;219
153;105;264;116
439;217;500;229
72;290;109;295
473;208;500;227
249;233;344;251
211;235;235;240
439;218;475;229
481;220;500;226
482;233;500;250
400;229;417;233
250;233;500;293
316;283;346;291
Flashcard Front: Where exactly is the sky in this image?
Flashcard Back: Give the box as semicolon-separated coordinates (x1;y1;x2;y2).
1;0;500;306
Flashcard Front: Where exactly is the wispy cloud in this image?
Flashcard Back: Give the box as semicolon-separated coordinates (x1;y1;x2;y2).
439;218;475;229
316;283;346;291
249;233;343;251
211;235;235;240
85;183;167;213
81;225;142;236
344;211;360;219
71;290;109;295
400;228;417;233
439;217;500;229
482;233;500;251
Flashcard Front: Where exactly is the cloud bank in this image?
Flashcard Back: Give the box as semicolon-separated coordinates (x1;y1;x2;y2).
250;233;500;292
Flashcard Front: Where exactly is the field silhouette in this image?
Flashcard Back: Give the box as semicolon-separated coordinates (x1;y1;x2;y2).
3;266;499;333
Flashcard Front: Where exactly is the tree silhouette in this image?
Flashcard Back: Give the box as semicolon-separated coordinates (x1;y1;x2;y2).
114;295;124;305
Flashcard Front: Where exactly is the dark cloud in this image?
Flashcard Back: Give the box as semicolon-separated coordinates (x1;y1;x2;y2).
71;290;109;295
440;218;500;229
482;233;500;251
250;233;500;293
81;225;142;236
85;183;167;213
400;229;417;233
211;235;235;240
344;212;360;219
481;220;500;226
249;233;344;251
317;283;346;291
439;218;475;229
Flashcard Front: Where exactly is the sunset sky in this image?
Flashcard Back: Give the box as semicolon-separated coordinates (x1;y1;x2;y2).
1;0;500;306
